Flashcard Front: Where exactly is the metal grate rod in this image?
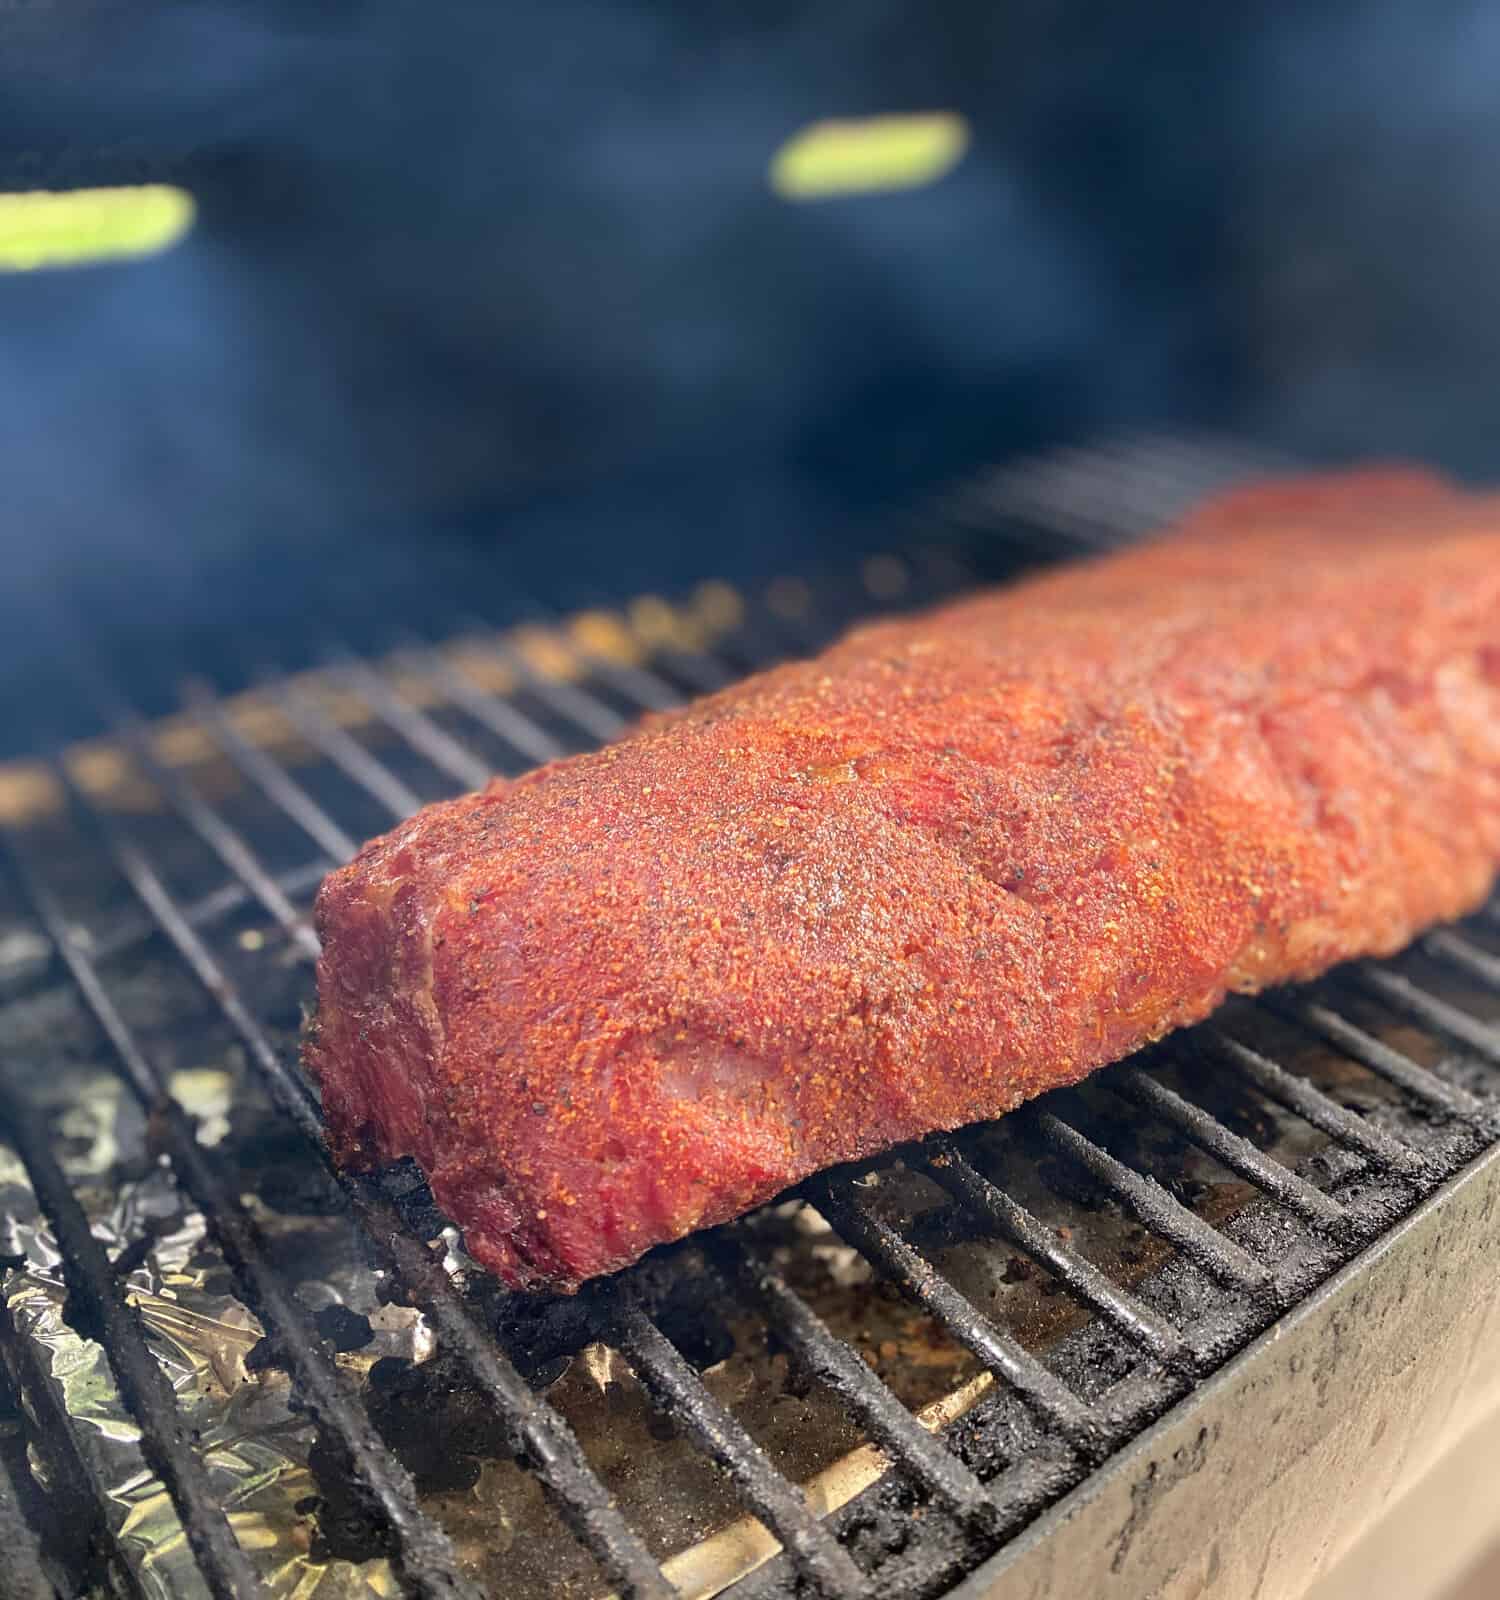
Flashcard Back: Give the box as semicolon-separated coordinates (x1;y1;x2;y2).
452;607;688;718
1116;1065;1352;1235
808;1175;1100;1450
1355;963;1500;1071
603;1290;867;1598
829;1446;1077;1600
1;859;328;983
184;680;361;864
636;641;732;698
97;861;328;965
256;672;425;822
0;1098;268;1600
943;432;1286;553
1204;1030;1430;1180
324;652;493;791
715;1239;997;1531
433;627;628;746
720;607;819;671
921;1143;1193;1371
1424;927;1500;991
3;825;486;1600
390;642;570;768
1032;1111;1272;1292
0;1282;148;1600
96;712;321;962
568;643;687;715
1267;992;1487;1119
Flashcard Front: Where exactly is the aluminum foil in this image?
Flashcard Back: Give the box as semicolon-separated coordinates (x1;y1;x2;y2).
0;1064;406;1599
0;1042;1012;1599
0;1036;1258;1599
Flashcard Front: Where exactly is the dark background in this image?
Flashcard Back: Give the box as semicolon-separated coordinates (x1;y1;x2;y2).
2;1;1499;749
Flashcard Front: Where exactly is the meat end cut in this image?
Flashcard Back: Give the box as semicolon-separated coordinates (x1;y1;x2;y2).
305;470;1500;1291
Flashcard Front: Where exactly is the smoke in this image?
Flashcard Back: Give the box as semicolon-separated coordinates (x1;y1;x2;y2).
1;0;1190;744
7;1;1500;748
1234;0;1500;476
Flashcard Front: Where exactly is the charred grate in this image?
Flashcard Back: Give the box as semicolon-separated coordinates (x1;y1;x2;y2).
0;435;1497;1599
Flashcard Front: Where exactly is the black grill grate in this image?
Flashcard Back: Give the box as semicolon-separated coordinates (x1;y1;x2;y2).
1;435;1499;1599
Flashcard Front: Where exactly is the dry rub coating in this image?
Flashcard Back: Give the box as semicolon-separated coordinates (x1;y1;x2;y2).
305;470;1500;1290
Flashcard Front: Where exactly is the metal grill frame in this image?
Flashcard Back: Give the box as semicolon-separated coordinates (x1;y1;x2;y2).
951;1137;1500;1600
1;435;1499;1600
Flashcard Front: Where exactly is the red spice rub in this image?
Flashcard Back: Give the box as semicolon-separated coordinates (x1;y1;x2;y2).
305;470;1500;1290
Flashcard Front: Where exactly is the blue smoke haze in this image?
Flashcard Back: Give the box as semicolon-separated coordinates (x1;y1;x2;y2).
0;1;1497;747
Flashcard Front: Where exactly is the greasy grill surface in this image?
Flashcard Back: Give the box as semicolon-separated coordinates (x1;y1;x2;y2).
0;435;1498;1600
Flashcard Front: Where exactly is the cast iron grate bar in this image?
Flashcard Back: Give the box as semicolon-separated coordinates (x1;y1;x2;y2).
714;1238;998;1531
1355;963;1500;1070
0;1097;268;1600
1115;1065;1352;1234
92;860;329;967
103;707;322;962
324;651;493;791
1203;1029;1430;1180
919;1142;1192;1371
184;679;361;864
1265;992;1488;1120
257;670;425;821
854;1447;1079;1600
640;642;733;697
602;1288;869;1598
186;696;361;874
942;432;1293;554
1424;927;1500;990
457;601;688;713
564;641;686;715
410;625;669;753
41;762;678;1600
473;633;630;742
1;858;329;987
1031;1111;1272;1292
3;824;488;1600
389;641;570;767
807;1174;1100;1450
0;1272;150;1600
413;623;631;746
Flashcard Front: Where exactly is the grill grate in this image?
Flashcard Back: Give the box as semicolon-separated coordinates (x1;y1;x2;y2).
1;436;1499;1599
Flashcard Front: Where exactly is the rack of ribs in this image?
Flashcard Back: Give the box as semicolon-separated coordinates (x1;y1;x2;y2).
305;469;1500;1291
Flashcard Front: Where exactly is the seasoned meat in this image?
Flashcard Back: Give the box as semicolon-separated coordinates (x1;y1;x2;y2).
305;470;1500;1291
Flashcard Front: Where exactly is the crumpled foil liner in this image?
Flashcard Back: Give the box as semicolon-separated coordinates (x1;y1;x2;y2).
0;1065;412;1599
0;1045;1210;1599
0;1048;1011;1600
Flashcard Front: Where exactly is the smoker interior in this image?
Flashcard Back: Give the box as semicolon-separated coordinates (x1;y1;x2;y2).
2;439;1500;1600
